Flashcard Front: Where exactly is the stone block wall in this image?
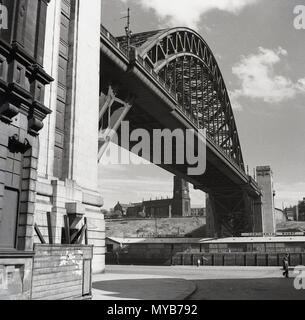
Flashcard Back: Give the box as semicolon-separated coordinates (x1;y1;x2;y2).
35;0;105;274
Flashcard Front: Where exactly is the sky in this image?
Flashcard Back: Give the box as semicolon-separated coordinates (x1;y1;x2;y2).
99;0;305;210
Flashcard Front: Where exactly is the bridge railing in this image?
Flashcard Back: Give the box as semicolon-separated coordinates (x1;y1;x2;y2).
100;25;246;174
100;25;129;57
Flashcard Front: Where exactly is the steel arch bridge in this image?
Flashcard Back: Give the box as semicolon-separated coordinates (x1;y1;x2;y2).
99;26;263;237
117;27;244;170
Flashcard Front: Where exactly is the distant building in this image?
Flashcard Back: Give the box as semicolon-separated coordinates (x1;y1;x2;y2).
112;176;194;219
122;202;145;218
110;177;207;220
113;202;131;217
191;207;206;217
284;199;305;222
104;208;123;219
142;199;173;218
285;206;297;221
111;177;206;219
298;198;305;221
142;176;192;218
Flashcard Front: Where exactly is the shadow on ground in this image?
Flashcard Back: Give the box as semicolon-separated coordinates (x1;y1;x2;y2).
188;278;305;300
93;278;195;300
93;277;305;300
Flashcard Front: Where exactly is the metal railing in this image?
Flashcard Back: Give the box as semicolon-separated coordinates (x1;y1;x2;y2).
100;25;129;57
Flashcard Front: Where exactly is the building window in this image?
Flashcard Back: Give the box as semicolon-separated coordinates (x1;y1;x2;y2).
107;244;114;253
16;66;22;84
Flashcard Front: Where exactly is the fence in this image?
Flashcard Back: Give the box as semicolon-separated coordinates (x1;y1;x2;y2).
172;252;305;267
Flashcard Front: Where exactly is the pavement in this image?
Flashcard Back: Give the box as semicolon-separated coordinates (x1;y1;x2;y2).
92;269;197;300
92;265;305;300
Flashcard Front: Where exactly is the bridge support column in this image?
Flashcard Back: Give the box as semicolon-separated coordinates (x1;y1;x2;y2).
252;196;263;233
256;166;276;234
206;194;220;238
206;188;256;238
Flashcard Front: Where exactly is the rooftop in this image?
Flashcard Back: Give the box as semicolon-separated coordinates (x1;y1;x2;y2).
106;237;211;244
106;236;305;245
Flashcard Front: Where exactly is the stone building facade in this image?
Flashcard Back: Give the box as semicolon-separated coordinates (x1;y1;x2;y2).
0;0;52;299
34;0;105;273
113;176;192;219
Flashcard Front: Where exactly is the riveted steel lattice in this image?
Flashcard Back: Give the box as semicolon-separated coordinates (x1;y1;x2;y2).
118;28;244;170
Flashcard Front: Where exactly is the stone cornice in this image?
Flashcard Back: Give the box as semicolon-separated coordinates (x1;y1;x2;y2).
0;0;53;135
11;41;37;67
30;63;54;84
0;250;35;258
0;39;11;56
7;83;33;106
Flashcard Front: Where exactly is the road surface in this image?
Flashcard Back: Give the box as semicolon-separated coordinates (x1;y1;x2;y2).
93;265;305;300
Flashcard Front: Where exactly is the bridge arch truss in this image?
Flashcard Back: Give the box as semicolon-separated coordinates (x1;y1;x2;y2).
118;28;244;170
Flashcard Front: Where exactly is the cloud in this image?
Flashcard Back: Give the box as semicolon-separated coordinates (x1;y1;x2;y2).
229;91;245;111
296;78;305;92
231;47;305;107
121;0;260;28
